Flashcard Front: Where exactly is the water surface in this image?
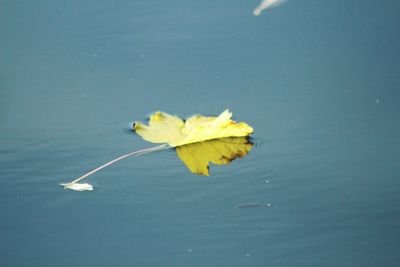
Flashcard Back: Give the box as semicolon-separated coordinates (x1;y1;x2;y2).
1;0;400;266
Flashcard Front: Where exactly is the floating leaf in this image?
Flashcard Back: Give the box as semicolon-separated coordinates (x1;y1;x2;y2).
176;137;253;175
134;109;253;147
61;110;254;191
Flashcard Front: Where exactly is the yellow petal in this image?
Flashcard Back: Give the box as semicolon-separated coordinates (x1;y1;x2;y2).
134;110;253;147
176;137;253;175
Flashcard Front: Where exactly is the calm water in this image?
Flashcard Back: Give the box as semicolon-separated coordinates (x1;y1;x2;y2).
1;1;400;266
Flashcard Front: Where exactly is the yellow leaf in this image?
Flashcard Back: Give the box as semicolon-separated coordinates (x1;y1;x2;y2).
176;137;253;175
134;110;253;147
62;111;254;191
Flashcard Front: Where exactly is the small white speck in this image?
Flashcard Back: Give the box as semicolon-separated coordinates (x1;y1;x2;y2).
376;99;380;103
246;253;250;257
188;248;192;253
267;203;272;207
265;180;270;184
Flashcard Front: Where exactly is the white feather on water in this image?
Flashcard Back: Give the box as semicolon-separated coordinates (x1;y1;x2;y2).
253;0;288;16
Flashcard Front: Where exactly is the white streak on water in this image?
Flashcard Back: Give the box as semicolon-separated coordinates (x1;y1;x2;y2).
253;0;288;16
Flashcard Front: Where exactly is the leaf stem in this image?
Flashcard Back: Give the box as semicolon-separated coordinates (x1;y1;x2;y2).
66;144;170;185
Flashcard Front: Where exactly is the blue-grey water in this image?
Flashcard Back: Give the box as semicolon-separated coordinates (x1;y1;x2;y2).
1;1;400;266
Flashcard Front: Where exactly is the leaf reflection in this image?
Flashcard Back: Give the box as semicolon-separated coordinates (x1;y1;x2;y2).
176;137;253;176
